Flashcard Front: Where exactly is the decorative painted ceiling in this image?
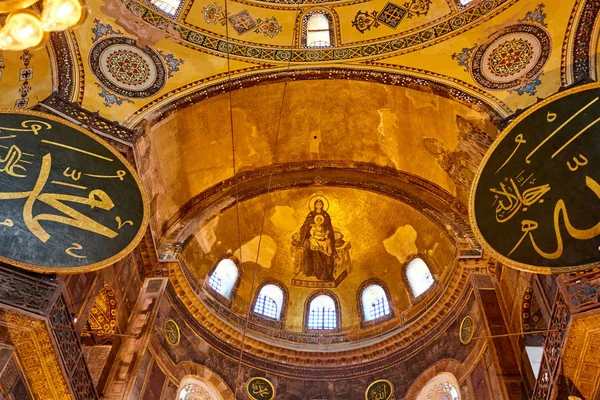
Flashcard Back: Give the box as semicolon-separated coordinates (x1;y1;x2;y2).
0;0;593;129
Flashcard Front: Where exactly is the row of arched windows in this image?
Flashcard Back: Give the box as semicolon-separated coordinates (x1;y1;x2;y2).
205;257;435;329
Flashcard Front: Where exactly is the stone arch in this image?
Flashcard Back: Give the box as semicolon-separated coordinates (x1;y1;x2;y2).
405;360;465;399
175;363;234;400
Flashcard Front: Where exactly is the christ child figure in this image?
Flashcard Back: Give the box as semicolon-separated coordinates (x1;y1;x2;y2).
309;215;332;256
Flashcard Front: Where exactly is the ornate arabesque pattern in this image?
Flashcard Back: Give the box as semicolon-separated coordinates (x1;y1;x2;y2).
81;285;118;337
120;0;515;62
4;312;72;400
34;93;136;143
0;265;98;400
452;4;550;95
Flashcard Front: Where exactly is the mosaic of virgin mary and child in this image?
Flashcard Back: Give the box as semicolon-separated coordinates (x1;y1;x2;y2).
297;196;340;281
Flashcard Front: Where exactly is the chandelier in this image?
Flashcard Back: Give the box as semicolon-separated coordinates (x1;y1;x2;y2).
0;0;86;51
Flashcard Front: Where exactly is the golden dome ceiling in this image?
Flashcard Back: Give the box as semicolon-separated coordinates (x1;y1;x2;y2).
0;0;597;382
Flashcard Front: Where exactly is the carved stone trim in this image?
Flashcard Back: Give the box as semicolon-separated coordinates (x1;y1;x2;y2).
129;67;505;130
34;93;135;144
569;0;600;83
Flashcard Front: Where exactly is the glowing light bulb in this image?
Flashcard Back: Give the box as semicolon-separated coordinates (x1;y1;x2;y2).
41;0;85;31
0;10;45;51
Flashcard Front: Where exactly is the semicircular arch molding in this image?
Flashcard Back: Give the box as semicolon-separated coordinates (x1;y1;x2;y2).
175;367;234;400
157;162;475;261
125;66;509;129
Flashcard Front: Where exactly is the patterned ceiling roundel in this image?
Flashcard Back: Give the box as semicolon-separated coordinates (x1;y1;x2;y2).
471;24;550;91
89;36;166;98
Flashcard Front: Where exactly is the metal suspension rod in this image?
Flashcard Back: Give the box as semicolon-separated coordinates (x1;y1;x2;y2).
472;328;565;340
51;327;139;338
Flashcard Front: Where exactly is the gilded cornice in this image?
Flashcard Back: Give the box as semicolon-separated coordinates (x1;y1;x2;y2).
167;260;476;378
2;311;72;400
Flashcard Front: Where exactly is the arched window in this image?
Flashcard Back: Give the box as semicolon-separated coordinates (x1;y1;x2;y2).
415;372;461;400
361;284;391;321
150;0;182;16
307;294;337;330
406;258;434;297
302;11;335;48
253;284;284;320
177;376;221;400
207;258;238;299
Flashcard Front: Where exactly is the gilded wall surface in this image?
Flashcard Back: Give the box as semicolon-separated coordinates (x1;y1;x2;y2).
181;186;455;331
137;81;496;236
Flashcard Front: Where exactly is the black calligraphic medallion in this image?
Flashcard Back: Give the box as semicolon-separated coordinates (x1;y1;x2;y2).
246;377;275;400
0;109;148;273
164;319;180;346
470;82;600;273
459;315;474;345
365;379;393;400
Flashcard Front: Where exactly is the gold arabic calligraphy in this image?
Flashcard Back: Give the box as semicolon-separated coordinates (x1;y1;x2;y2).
489;93;600;262
0;118;136;262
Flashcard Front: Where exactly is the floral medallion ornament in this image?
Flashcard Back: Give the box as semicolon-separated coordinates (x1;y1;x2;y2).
89;36;167;98
164;319;180;346
470;24;550;91
451;4;550;96
365;380;393;400
246;377;275;400
459;315;474;344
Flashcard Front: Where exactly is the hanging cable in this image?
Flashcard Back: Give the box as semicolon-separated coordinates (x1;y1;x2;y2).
223;3;304;396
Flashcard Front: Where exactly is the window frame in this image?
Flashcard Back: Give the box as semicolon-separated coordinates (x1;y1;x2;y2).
147;0;185;18
357;279;394;328
204;254;241;307
300;9;337;48
303;290;341;333
251;280;289;328
403;255;437;304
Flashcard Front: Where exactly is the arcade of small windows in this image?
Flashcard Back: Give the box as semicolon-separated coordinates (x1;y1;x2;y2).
206;257;437;329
